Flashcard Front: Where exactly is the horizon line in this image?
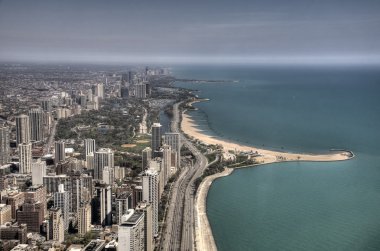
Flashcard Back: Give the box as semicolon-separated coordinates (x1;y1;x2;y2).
1;55;380;66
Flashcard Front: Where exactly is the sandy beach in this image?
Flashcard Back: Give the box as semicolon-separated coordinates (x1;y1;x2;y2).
186;99;354;251
182;101;353;164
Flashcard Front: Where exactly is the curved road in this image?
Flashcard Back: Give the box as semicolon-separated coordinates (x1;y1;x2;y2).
160;102;208;251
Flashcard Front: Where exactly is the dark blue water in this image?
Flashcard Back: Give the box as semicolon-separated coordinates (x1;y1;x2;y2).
173;65;380;251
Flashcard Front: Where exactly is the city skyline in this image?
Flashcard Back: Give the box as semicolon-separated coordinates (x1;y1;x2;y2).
0;0;379;64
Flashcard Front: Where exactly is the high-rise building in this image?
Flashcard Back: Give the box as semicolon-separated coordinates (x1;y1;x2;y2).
0;126;10;165
102;166;114;185
55;140;65;164
121;86;129;99
18;143;32;174
85;138;96;156
92;183;112;226
116;192;132;224
31;159;46;185
41;99;52;112
28;108;44;142
79;95;87;107
135;83;147;99
136;201;153;251
25;185;47;218
17;201;44;232
118;209;145;251
43;174;71;194
78;202;91;236
162;145;172;184
15;115;30;145
122;71;134;84
95;83;104;99
86;153;95;169
151;123;161;153
53;184;70;230
142;169;159;237
49;208;64;243
164;132;181;169
84;139;96;169
142;147;152;171
69;173;93;213
94;148;114;180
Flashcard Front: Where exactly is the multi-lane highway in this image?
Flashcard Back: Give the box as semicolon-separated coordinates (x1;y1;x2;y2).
160;102;208;251
44;120;57;154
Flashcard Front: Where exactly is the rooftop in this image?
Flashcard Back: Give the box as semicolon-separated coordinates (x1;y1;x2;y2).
121;211;144;226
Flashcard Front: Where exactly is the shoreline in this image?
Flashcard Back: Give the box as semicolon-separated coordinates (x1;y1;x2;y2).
182;99;354;163
195;167;233;251
186;98;354;251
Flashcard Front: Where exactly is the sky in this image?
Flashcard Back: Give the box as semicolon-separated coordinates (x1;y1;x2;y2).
0;0;379;64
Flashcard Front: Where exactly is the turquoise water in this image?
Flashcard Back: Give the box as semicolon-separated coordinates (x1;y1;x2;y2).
173;65;380;251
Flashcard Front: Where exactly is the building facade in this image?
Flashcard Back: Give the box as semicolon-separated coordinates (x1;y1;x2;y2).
94;148;114;180
0;126;10;165
164;132;181;169
53;184;70;230
29;108;44;142
55;140;66;164
118;210;145;251
15;115;30;145
19;143;32;174
151;123;161;153
142;169;159;237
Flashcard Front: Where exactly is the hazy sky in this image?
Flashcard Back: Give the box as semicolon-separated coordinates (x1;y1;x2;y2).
0;0;379;64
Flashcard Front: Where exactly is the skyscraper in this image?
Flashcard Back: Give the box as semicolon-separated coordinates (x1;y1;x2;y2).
164;132;181;169
19;143;32;173
53;184;70;230
15;115;30;145
17;201;44;232
102;166;114;185
31;159;46;185
28;108;44;142
84;138;96;156
151;123;161;153
135;83;147;99
136;201;153;251
116;192;132;225
78;202;91;236
85;139;96;169
0;126;10;165
95;83;104;99
41;99;52;112
142;147;152;170
118;209;145;251
55;140;65;164
142;169;159;237
162;145;172;184
49;207;64;243
94;148;114;180
92;183;112;226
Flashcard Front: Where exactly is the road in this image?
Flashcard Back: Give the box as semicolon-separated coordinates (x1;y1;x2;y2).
160;102;208;251
45;120;57;154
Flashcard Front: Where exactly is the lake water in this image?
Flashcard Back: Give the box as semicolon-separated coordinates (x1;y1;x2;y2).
174;64;380;251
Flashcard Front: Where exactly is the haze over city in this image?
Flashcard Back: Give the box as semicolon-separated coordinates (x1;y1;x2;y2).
0;1;380;251
0;0;380;64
